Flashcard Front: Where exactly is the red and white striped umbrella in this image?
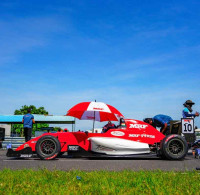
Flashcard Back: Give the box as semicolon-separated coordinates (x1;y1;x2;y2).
66;101;124;122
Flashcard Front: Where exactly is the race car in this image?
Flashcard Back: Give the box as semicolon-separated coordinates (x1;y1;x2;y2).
7;119;188;160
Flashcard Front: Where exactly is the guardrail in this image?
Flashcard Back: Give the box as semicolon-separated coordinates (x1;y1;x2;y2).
1;137;35;149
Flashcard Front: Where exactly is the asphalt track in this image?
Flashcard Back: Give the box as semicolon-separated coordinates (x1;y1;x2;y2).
0;150;200;171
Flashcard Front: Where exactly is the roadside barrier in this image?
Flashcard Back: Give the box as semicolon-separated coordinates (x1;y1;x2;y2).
1;137;35;149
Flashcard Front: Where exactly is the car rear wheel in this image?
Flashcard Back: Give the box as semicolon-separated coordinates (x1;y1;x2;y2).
36;135;61;160
161;135;188;160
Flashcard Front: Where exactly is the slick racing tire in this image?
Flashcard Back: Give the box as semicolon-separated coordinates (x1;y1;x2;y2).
161;134;188;160
36;135;61;160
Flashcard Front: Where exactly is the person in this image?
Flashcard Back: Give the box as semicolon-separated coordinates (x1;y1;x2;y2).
143;114;173;135
22;109;35;142
64;128;68;132
102;121;116;133
57;128;63;132
117;117;126;129
182;100;199;118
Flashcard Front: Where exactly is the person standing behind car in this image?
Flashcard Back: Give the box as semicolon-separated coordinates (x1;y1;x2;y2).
144;114;173;135
22;109;35;142
182;100;199;118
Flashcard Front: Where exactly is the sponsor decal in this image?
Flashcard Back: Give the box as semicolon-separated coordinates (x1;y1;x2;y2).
68;145;79;151
141;134;155;138
165;135;175;143
129;134;155;138
31;141;37;143
183;119;191;123
129;134;140;137
129;124;148;129
93;107;104;110
96;145;114;151
46;153;58;160
20;154;32;158
111;131;125;136
87;116;95;119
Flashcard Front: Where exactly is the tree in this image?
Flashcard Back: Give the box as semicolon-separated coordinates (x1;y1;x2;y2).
14;105;48;115
13;105;49;136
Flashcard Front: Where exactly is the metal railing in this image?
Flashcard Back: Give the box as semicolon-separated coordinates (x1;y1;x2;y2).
1;137;35;149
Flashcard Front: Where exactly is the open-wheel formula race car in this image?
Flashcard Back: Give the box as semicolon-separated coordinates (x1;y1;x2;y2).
7;118;188;160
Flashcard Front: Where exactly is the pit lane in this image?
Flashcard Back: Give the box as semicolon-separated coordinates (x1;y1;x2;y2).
0;150;200;171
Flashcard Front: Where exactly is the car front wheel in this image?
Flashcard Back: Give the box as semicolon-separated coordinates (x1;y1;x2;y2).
36;135;61;160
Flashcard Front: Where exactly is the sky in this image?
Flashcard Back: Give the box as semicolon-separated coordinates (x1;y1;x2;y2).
0;0;200;130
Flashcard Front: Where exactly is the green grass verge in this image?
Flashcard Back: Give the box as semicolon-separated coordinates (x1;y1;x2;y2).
0;169;200;194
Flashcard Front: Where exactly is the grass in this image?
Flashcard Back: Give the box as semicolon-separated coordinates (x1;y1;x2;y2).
0;169;200;194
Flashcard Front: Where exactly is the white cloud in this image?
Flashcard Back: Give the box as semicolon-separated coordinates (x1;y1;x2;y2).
1;86;200;130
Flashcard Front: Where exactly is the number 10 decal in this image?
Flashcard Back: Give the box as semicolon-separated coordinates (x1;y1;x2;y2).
181;118;194;134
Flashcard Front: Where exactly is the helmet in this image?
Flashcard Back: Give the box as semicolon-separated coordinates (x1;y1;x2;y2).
184;100;195;105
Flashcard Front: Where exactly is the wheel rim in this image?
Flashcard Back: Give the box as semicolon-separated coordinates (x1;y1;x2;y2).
167;139;184;156
40;139;57;156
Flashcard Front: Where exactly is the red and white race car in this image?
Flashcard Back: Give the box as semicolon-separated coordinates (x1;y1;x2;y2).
7;119;188;160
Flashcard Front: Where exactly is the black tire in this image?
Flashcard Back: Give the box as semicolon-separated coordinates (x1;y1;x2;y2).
160;134;188;160
36;135;61;160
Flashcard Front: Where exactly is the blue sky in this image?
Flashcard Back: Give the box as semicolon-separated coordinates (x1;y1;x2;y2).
0;0;200;130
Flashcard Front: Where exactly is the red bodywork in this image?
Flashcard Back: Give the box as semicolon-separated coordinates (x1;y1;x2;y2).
16;119;165;152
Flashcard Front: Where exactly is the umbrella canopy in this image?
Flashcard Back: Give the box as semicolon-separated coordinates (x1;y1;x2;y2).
66;101;124;122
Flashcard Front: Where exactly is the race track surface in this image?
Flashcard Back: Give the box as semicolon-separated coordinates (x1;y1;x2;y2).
0;150;200;171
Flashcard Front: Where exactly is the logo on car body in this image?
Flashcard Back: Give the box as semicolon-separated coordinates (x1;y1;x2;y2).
129;134;155;138
96;145;114;151
129;124;148;129
68;146;79;151
111;131;125;136
20;154;32;158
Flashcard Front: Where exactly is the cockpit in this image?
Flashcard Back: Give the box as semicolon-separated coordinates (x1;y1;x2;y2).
102;118;126;133
117;118;126;129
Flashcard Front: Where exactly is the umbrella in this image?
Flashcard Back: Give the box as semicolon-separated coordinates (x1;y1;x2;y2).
66;101;124;131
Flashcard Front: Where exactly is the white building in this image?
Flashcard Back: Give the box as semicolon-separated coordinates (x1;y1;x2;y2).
0;124;11;136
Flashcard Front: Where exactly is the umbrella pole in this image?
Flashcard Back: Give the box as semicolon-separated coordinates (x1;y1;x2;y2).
93;111;95;133
92;99;97;133
93;120;95;133
74;118;76;132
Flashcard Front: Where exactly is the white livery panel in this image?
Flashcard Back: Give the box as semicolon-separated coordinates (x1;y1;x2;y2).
89;137;150;155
